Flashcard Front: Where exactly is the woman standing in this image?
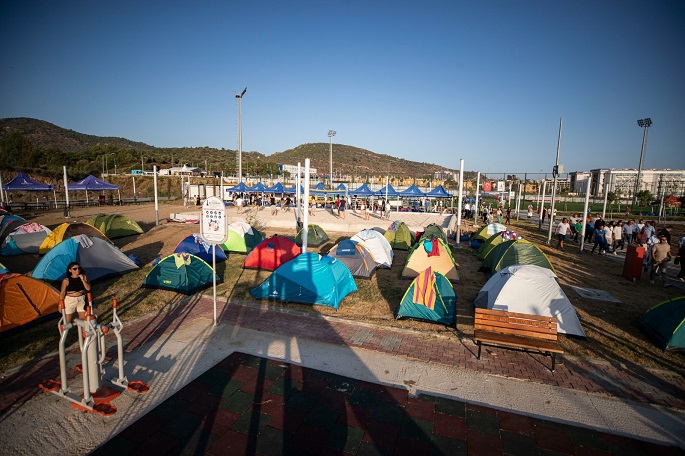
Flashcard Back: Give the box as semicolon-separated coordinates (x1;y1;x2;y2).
59;262;91;323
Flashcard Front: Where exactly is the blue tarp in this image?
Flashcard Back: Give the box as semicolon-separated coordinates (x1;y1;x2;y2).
68;175;119;191
3;172;54;191
425;185;452;198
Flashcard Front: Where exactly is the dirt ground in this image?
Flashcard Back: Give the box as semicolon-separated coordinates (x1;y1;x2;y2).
1;201;684;375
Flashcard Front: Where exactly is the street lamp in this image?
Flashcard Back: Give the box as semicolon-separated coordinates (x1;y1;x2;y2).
236;87;247;182
101;153;114;176
633;117;652;206
328;130;336;189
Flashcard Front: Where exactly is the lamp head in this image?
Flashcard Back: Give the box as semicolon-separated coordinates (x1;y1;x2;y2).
637;118;652;128
328;130;336;137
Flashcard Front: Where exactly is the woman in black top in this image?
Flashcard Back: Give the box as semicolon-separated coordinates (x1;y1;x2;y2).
59;262;91;323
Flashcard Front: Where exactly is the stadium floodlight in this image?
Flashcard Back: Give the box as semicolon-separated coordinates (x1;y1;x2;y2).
632;118;653;206
328;130;336;189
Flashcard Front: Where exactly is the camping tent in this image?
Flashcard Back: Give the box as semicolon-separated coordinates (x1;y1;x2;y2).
384;221;412;250
474;265;586;337
221;222;264;253
39;223;111;254
0;274;60;333
243;235;301;271
637;296;685;351
31;235;139;282
86;214;144;238
250;252;357;309
402;237;461;283
477;231;520;260
419;224;447;244
471;222;507;245
174;233;227;263
397;267;456;325
0;262;8;274
481;239;554;274
143;253;221;294
350;229;394;268
1;223;52;255
295;224;329;247
325;239;379;278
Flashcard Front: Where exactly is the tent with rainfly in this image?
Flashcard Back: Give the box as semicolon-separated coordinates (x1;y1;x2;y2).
350;229;393;269
86;214;143;239
243;235;301;271
474;265;586;337
402;237;461;283
295;224;329;247
481;239;554;274
476;231;520;260
39;223;111;254
1;222;52;255
250;252;357;309
221;222;264;253
397;267;456;326
637;296;685;351
174;233;227;263
1;273;61;333
418;223;447;244
470;222;507;248
325;239;379;279
384;221;412;250
31;235;139;283
143;253;221;294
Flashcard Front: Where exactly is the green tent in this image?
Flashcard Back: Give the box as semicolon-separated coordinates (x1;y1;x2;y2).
384;221;412;250
471;222;507;242
86;214;143;239
637;296;685;351
143;253;220;294
481;239;554;274
397;268;456;325
295;224;329;247
419;223;447;244
476;233;506;260
221;222;264;253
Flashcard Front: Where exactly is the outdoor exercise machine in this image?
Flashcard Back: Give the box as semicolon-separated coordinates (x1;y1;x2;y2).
39;294;149;416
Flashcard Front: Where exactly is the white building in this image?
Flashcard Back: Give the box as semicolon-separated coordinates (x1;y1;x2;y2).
569;169;685;198
279;164;318;176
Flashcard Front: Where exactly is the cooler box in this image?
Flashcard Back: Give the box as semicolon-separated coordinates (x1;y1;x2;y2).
623;244;645;282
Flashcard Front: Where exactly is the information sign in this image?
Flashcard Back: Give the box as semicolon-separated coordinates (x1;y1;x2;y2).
200;196;228;244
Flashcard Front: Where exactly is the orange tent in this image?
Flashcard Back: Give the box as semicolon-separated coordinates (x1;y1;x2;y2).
0;274;60;333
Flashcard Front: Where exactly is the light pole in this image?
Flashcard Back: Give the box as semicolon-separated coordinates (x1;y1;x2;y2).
236;87;247;182
328;130;336;189
102;153;114;176
633;117;652;206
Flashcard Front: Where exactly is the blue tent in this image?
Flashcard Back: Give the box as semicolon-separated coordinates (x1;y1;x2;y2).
246;182;267;192
68;175;119;191
31;235;138;282
174;233;227;263
226;182;249;192
3;172;54;191
334;183;348;191
426;185;452;198
250;252;357;309
349;184;376;197
312;182;327;191
265;182;285;193
375;184;400;197
283;184;304;194
399;184;426;197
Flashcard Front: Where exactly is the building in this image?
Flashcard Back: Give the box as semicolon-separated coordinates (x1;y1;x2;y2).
279;164;318;176
569;169;685;199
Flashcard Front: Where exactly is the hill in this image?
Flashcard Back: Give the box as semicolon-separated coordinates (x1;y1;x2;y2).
0;117;463;181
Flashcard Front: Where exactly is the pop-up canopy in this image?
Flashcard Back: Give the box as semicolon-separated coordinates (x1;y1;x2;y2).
68;175;120;204
1;172;57;207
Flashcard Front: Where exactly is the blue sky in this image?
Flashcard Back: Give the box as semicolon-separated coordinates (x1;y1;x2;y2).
1;0;684;175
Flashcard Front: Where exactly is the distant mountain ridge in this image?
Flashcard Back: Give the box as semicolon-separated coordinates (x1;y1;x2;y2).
0;117;459;179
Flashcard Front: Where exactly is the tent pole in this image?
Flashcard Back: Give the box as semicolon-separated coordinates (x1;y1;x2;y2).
0;173;5;205
53;189;57;209
63;166;70;217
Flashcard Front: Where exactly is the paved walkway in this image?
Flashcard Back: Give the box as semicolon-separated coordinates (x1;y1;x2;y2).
1;295;684;454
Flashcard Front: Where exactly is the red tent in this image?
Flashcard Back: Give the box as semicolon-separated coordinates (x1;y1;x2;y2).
242;235;301;271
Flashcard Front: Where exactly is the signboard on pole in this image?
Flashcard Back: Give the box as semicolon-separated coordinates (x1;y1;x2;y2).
200;196;228;244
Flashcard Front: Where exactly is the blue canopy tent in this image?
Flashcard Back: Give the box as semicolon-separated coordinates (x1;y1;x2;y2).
284;184;304;194
225;182;249;200
312;182;327;191
334;183;348;192
265;182;285;193
349;184;376;197
246;182;267;192
426;185;452;198
68;175;120;205
2;172;57;207
399;184;426;197
375;184;400;197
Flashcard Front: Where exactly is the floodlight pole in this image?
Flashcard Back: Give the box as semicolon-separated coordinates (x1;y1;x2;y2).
236;87;247;182
632;118;652;206
546;117;562;244
328;130;336;189
456;159;464;244
473;172;481;227
153;165;159;226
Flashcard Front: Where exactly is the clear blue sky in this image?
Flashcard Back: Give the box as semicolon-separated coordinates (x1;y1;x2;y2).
1;0;684;175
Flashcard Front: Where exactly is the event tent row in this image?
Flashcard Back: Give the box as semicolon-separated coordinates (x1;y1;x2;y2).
225;181;454;198
1;173;120;206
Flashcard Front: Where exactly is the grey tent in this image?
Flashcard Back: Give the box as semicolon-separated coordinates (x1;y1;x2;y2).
326;239;379;279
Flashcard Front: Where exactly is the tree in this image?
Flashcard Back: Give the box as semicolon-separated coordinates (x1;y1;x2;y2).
635;190;653;208
607;191;617;205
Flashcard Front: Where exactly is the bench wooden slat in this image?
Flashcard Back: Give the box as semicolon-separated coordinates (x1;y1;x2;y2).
474;330;564;353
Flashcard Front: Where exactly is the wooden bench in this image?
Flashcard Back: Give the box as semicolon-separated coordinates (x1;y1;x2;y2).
474;308;563;372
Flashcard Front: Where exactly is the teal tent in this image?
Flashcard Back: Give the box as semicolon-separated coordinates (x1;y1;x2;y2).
637;296;685;351
397;268;456;325
143;253;220;294
250;252;357;309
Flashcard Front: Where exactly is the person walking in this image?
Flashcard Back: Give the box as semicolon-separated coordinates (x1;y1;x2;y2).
59;262;91;323
555;217;571;251
505;206;511;224
650;235;672;285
